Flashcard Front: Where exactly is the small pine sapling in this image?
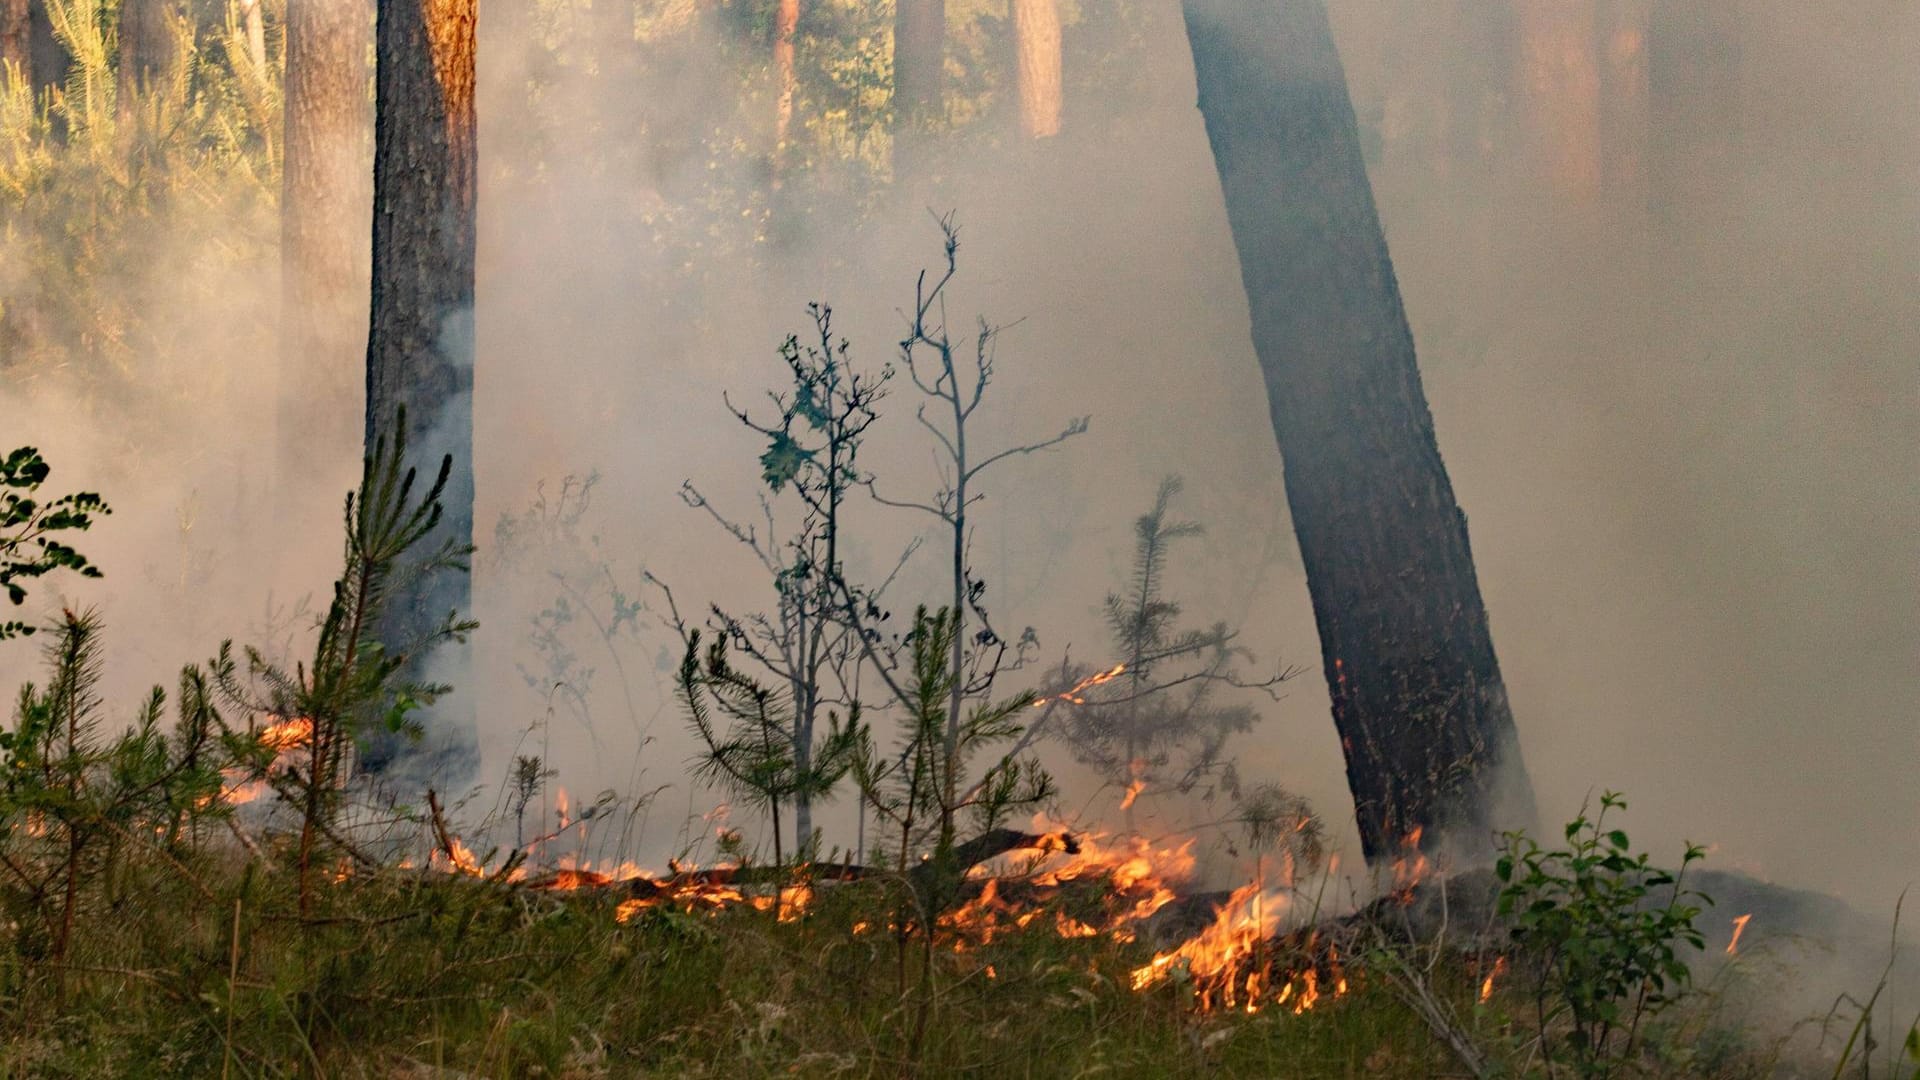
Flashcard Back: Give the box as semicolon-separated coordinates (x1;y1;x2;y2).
214;409;476;914
1056;475;1296;830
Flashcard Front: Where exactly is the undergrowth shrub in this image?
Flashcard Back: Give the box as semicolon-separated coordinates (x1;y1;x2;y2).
1497;790;1711;1078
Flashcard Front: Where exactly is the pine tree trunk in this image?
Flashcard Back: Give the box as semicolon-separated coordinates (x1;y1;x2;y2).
1514;0;1603;201
1598;0;1649;202
1648;0;1744;225
116;0;177;105
363;0;478;779
239;0;266;74
1012;0;1060;139
1179;0;1534;864
1;0;28;80
281;0;371;488
773;0;798;162
26;0;64;96
891;0;942;177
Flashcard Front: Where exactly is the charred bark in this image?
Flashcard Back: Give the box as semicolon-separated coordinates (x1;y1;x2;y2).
1179;0;1534;863
1012;0;1061;139
362;0;478;780
281;0;372;490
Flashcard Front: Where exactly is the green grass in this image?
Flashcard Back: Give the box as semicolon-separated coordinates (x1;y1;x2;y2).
0;844;1816;1079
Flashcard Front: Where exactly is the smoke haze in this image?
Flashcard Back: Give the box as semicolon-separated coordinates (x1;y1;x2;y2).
4;0;1913;945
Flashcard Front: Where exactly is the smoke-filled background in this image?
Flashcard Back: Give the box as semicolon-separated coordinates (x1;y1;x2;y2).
3;0;1914;930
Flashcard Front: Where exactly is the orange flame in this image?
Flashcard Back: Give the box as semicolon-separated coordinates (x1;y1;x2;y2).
1727;913;1752;955
1480;955;1508;1002
1032;664;1126;708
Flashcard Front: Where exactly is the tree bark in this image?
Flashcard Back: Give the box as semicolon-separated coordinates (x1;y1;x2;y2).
239;0;267;74
772;0;798;180
1012;0;1060;139
1179;0;1534;864
116;0;179;106
281;0;372;490
363;0;478;779
26;0;63;97
1;0;28;81
891;0;943;176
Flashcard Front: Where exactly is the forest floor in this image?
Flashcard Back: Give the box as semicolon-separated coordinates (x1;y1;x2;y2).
0;847;1878;1079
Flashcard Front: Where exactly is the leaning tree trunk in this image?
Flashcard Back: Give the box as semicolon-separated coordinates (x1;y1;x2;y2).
1012;0;1060;139
891;0;943;178
281;0;372;492
1180;0;1535;863
363;0;478;779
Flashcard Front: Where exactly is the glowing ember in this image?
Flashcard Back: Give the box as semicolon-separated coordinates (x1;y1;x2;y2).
1727;913;1752;955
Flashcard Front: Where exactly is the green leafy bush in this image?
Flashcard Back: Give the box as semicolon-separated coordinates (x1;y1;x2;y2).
1496;791;1711;1077
0;446;110;640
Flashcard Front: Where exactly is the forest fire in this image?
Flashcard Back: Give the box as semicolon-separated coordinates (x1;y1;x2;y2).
216;716;316;806
414;804;1357;1017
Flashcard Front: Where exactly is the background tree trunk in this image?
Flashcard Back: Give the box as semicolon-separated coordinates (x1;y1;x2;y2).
116;0;178;105
1513;0;1602;201
1179;0;1535;863
239;0;266;74
1649;0;1744;225
891;0;943;177
1011;0;1060;139
1598;0;1649;203
362;0;478;780
281;0;372;492
26;0;64;97
1;0;28;81
773;0;798;172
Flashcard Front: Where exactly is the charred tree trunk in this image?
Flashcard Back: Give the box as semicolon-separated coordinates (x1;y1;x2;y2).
1179;0;1534;864
1;0;28;80
891;0;942;177
1012;0;1060;139
281;0;372;491
363;0;478;779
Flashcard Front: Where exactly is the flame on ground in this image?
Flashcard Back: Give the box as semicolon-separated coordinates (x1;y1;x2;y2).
1727;913;1752;955
1480;955;1509;1002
